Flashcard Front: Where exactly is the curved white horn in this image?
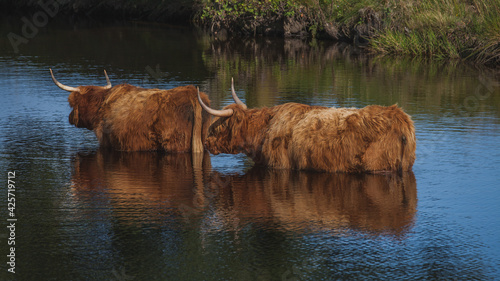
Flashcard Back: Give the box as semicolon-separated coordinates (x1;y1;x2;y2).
197;87;233;117
50;68;79;92
103;70;112;89
231;78;247;109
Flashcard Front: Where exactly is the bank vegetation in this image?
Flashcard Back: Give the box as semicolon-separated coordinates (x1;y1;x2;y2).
196;0;500;67
2;0;499;67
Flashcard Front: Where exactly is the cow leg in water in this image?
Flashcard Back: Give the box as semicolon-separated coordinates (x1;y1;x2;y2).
191;99;204;153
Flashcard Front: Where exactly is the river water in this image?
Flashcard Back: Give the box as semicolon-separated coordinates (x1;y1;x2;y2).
0;19;499;280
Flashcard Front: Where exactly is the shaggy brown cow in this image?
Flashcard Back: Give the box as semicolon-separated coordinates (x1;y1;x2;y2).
50;69;211;152
197;81;416;173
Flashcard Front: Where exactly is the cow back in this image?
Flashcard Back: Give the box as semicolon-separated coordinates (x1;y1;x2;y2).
96;84;210;152
262;104;416;172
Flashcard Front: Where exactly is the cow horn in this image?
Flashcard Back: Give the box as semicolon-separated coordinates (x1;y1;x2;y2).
50;68;79;92
231;78;247;109
103;70;112;89
197;87;234;117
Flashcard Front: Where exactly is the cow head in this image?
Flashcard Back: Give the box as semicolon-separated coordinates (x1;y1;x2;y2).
198;80;269;156
50;69;112;130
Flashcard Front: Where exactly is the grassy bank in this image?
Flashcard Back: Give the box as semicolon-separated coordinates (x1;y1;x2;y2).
2;0;499;66
196;0;500;67
369;0;500;65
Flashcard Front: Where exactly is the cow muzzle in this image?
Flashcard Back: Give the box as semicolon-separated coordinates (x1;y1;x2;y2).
69;107;79;126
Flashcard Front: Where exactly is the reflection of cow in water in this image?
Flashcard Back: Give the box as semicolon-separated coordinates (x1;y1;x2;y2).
70;150;211;219
210;168;417;234
50;69;211;152
70;149;416;234
198;82;416;173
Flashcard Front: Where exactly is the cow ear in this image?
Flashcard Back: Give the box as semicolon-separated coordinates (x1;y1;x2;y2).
68;91;79;107
228;115;247;147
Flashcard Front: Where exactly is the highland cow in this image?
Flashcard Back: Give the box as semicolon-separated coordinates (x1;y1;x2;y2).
197;80;416;173
51;69;211;152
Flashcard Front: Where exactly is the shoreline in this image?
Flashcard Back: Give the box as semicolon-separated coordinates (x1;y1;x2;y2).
1;0;499;68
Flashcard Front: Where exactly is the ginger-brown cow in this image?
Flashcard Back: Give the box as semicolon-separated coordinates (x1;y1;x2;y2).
197;80;416;173
51;69;211;152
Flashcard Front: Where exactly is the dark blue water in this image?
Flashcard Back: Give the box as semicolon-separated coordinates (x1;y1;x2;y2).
1;20;499;280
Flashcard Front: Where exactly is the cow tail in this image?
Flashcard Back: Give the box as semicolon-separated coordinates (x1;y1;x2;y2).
192;98;204;153
398;135;407;175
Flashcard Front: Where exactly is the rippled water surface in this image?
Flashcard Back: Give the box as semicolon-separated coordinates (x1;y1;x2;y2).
1;19;500;280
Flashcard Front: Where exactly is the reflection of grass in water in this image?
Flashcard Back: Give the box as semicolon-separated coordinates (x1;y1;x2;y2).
202;39;340;107
202;38;500;117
